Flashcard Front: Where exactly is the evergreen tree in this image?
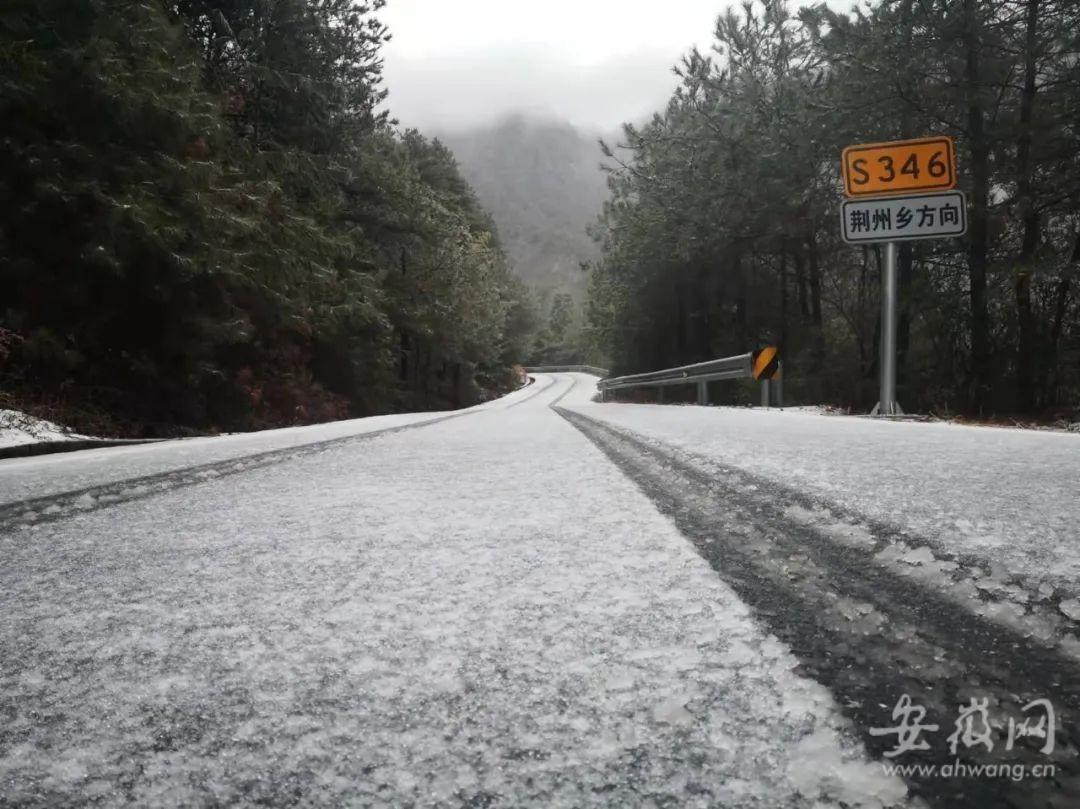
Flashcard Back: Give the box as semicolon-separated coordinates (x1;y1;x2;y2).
0;0;534;434
587;0;1079;414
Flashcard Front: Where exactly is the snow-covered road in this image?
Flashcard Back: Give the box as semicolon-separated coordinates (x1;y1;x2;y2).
567;391;1080;598
564;383;1080;661
0;375;907;808
1;374;1076;808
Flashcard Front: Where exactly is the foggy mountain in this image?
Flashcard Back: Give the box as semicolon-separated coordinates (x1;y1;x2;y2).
439;115;611;296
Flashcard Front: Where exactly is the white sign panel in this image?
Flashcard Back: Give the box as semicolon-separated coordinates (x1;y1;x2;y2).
840;190;967;244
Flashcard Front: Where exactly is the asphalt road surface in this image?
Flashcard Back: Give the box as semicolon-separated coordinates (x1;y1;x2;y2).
1;374;1076;808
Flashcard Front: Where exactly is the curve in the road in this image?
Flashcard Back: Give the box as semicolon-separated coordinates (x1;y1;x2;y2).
504;374;559;408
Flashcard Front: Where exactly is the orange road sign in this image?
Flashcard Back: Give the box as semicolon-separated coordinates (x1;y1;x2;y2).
752;347;780;381
842;136;956;198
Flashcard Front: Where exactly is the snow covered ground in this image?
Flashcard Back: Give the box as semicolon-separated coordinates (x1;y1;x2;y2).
0;374;909;808
0;411;447;507
564;384;1080;598
0;409;86;449
0;382;541;507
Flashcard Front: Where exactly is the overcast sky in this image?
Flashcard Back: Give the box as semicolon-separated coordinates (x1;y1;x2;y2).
378;0;733;134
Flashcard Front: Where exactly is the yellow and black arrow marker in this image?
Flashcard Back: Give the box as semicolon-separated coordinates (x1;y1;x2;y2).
752;347;781;381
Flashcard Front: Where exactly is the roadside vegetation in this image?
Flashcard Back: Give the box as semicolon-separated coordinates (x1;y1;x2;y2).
586;0;1080;415
0;1;534;436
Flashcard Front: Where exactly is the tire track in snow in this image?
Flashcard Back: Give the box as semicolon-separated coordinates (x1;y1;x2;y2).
548;373;586;407
504;374;558;408
556;406;1080;809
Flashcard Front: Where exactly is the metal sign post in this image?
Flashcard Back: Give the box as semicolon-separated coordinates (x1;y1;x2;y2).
839;136;965;417
874;242;902;416
841;193;965;416
752;347;781;408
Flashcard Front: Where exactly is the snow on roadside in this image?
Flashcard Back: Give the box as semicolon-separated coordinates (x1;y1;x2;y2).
561;386;1080;635
0;378;541;508
0;410;449;507
0;408;86;448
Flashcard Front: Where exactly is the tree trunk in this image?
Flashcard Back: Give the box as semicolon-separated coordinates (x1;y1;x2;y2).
696;264;712;358
779;250;789;353
869;245;883;386
399;331;410;382
793;248;809;320
895;0;915;398
963;0;992;412
734;253;747;332
1046;278;1071;406
398;249;410;383
858;246;870;374
675;282;688;358
807;236;822;328
422;347;432;409
806;236;825;395
1014;0;1041;412
451;363;462;409
1043;233;1078;404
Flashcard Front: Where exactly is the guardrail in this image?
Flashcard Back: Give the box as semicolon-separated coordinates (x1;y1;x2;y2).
596;352;782;407
524;365;611;377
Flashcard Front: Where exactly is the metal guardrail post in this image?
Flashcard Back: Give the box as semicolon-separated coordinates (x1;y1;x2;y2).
760;361;785;409
697;381;708;406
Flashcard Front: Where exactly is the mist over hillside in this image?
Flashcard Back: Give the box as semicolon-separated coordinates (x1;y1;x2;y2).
439;115;611;297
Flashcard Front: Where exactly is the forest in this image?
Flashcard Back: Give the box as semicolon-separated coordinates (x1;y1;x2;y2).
5;1;1078;434
0;0;535;436
585;0;1080;415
